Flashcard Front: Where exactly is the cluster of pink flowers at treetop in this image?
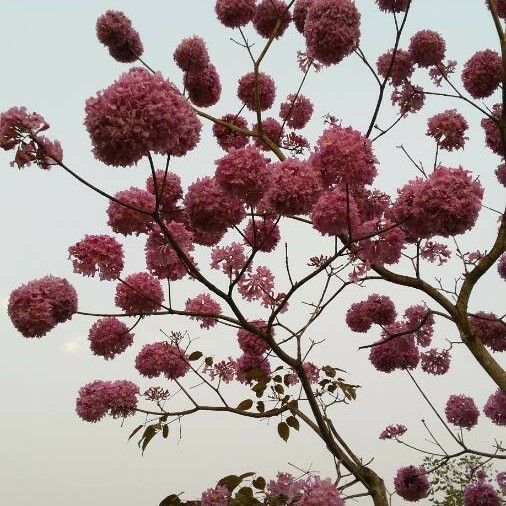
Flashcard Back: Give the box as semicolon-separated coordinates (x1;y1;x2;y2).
184;63;222;108
135;342;190;379
200;484;230;506
445;394;480;429
303;0;361;66
184;176;245;234
498;253;506;280
263;158;322;216
215;145;269;204
95;10;143;63
68;234;124;281
311;124;377;187
237;265;275;301
387;166;483;241
481;104;503;156
8;276;77;338
375;0;409;13
279;93;313;129
253;117;283;150
376;48;414;86
391;82;425;116
185;293;222;329
115;272;164;313
237;71;276;111
0;106;63;170
237;321;271;355
145;222;195;281
394;466;430;502
145;169;183;216
173;36;209;72
212;114;249;151
345;294;396;333
311;187;360;236
235;353;271;384
484;388;506;426
85;68;201;166
462;49;502;99
379;423;407;440
420;348;451;375
107;187;154;236
244;218;280;252
426;109;469;151
409;30;446;67
215;0;256;28
211;242;247;276
293;0;312;33
469;312;506;352
76;380;139;422
463;481;502;506
253;0;291;39
420;240;451;265
88;317;134;359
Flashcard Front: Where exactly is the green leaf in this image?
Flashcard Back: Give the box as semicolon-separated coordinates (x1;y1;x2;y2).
204;356;213;366
256;401;265;413
277;422;290;442
252;476;266;490
188;351;203;361
162;424;169;439
237;399;253;411
286;416;300;431
159;494;182;506
140;424;158;454
128;424;144;441
273;375;282;383
322;365;336;377
218;474;247;493
274;384;284;395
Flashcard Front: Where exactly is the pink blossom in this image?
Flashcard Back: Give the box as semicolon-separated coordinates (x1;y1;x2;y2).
253;117;284;151
296;476;344;505
68;234;124;281
355;221;405;265
115;272;164;313
420;241;451;265
215;0;256;28
304;0;361;65
393;466;430;502
192;227;226;247
75;380;112;422
237;71;276;111
376;49;414;86
8;276;78;338
215;145;269;204
375;0;409;13
212;114;249;151
135;342;190;379
481;104;503;156
173;36;209;72
391;83;425;116
498;253;506;280
108;380;140;418
237;321;271;355
106;187;155;236
185;293;222;329
429;59;457;87
267;472;301;502
495;0;506;18
420;349;451;375
496;471;506;493
184;64;222;108
484;389;506;426
253;0;292;39
404;304;434;347
211;242;248;276
409;30;446;67
205;358;236;383
184;176;245;234
426;109;469;151
311;124;377;187
88;317;134;359
469;312;506;352
237;265;275;301
293;0;313;33
462;49;502;99
345;294;396;333
85;68;201;166
463;481;501;506
496;163;506;186
265;158;322;216
379;423;407;440
445;394;479;429
235;353;271;384
302;362;320;383
353;188;390;221
279;94;314;129
146;170;183;209
201;484;230;506
244;218;280;252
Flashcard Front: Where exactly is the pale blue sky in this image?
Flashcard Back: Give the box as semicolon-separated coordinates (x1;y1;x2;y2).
0;1;504;505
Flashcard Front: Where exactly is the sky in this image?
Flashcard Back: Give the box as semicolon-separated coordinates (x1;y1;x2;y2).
0;1;505;505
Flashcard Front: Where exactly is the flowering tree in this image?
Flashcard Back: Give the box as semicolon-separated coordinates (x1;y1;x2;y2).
1;0;505;505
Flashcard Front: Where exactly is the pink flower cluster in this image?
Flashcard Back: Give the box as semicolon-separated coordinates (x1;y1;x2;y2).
8;276;78;338
253;117;283;150
235;353;271;384
237;265;275;301
68;234;124;281
409;30;446;67
95;10;143;63
426;109;469;151
145;169;183;218
393;466;430;502
173;36;209;72
184;63;222;108
204;357;236;383
88;317;134;359
469;312;506;352
135;342;190;379
311;124;377;187
462;49;502;99
253;0;292;39
293;0;312;33
391;82;425;116
445;394;480;429
375;0;409;13
379;423;407;440
463;481;501;506
497;163;506;186
481;104;503;156
404;304;434;347
85;68;201;166
420;349;451;375
304;0;361;65
212;114;249;151
244;218;280;252
279;93;313;129
237;321;271;355
498;253;506;280
215;0;256;28
376;49;414;86
201;484;230;506
237;72;276;111
115;272;164;313
387;166;483;241
76;379;139;422
484;388;506;426
354;220;405;266
185;293;222;329
211;242;247;276
107;187;155;236
345;294;396;333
